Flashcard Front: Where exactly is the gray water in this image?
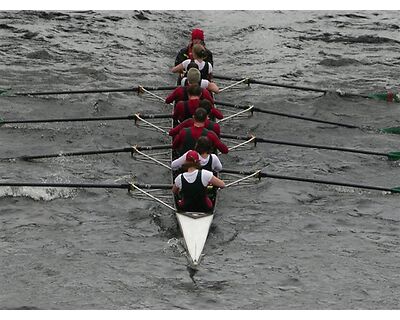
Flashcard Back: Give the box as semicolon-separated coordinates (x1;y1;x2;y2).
1;10;400;309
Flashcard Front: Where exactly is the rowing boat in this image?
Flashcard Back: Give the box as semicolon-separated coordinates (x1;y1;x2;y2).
171;120;219;268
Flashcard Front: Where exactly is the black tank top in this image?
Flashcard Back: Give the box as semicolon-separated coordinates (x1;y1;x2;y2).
201;155;213;172
181;170;207;212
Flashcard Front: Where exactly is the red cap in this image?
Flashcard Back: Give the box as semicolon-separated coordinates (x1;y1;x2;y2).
186;150;200;163
191;28;204;41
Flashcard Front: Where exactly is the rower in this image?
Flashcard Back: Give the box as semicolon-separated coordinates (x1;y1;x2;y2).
171;137;223;172
172;107;229;155
165;68;214;105
172;150;224;213
175;28;213;67
173;84;202;123
169;100;221;138
172;44;213;81
180;64;219;94
198;99;223;126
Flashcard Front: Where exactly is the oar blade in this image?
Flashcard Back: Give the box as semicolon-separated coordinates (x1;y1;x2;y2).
379;127;400;135
387;152;400;161
368;92;400;103
0;88;12;96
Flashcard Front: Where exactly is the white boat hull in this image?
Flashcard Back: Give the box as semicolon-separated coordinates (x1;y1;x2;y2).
176;211;214;267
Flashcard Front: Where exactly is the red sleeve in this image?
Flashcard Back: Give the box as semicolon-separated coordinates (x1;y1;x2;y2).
169;119;191;137
172;130;185;150
173;102;183;122
202;89;214;104
208;131;229;154
210;107;223;120
213;123;221;137
165;89;177;104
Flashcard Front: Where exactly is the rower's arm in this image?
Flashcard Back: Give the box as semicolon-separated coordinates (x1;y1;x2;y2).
171;64;184;74
207;82;219;94
171;153;187;171
172;184;180;194
210;176;225;189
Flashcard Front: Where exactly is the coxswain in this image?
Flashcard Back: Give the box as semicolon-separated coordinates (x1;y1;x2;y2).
172;107;229;155
165;68;214;105
172;44;213;81
180;63;219;94
175;28;213;67
169;99;221;137
171;137;223;172
172;150;224;212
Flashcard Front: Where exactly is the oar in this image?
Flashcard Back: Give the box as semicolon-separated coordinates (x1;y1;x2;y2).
214;74;397;101
0;85;176;97
221;169;400;193
216;100;359;129
216;100;400;134
0;181;171;190
221;133;400;161
213;75;373;98
0;113;172;125
1;144;172;161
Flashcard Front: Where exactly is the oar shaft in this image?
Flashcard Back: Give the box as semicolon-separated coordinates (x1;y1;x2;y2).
0;181;172;190
221;133;389;157
261;172;396;193
14;86;176;96
0;182;131;189
214;75;327;93
20;147;133;160
1;115;134;124
134;183;172;190
13;145;172;161
16;88;137;96
221;169;399;193
215;100;359;129
0;113;171;124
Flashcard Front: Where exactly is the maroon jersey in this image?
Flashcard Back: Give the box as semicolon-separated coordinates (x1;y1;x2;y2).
165;86;214;105
169;118;220;137
172;126;228;155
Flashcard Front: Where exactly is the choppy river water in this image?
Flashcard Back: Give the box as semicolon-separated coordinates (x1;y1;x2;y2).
1;10;400;309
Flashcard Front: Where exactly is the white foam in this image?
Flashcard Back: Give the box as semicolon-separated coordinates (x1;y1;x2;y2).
0;186;77;201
